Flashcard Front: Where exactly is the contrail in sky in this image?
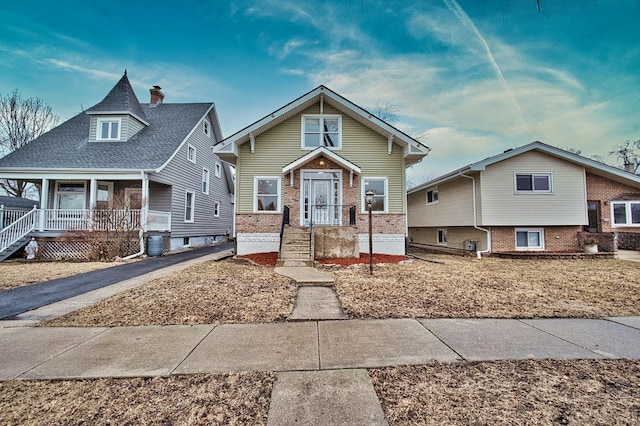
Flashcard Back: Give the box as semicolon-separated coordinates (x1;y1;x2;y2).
442;0;529;133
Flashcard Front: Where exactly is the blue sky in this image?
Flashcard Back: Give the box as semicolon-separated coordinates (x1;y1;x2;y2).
1;0;638;184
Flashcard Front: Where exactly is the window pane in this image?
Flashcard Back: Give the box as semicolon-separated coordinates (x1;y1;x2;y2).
258;179;277;195
58;194;85;209
516;175;532;191
100;122;110;139
366;180;385;196
110;122;119;138
528;232;540;247
305;118;320;132
371;196;385;212
304;133;320;148
323;118;338;133
613;203;627;224
631;203;640;224
323;132;338;147
258;196;278;211
516;231;528;247
533;175;549;191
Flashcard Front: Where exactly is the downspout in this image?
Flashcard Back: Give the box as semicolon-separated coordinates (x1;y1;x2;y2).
123;171;147;260
459;172;491;259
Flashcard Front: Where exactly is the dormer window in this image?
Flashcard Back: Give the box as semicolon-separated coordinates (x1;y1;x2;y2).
97;118;121;141
302;115;341;149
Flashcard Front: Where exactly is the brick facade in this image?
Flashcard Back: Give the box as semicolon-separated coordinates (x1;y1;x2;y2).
491;225;582;252
585;172;640;233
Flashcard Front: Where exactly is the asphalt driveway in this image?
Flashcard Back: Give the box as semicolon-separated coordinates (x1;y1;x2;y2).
0;242;233;320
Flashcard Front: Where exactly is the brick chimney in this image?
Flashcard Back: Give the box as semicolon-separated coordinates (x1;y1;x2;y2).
150;85;165;105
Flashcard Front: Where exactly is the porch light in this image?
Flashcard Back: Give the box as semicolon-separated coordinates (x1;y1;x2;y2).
366;190;375;275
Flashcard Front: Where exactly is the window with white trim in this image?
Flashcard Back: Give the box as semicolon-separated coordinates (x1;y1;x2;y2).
362;177;388;213
187;144;196;163
302;115;341;149
55;182;86;209
515;228;544;250
202;168;210;194
515;173;552;193
185;191;195;222
427;188;439;204
611;201;640;227
214;201;220;217
437;229;447;245
203;120;210;137
96;118;121;141
254;177;281;212
215;162;222;178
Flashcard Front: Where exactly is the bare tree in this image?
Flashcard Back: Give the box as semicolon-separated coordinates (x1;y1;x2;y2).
0;89;59;197
370;100;398;124
609;139;640;174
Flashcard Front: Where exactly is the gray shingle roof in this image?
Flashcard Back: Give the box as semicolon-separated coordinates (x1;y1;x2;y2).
0;102;213;170
0;196;39;209
86;72;147;121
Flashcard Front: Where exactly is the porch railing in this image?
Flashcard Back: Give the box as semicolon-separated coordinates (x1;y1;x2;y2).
309;204;357;226
0;208;38;252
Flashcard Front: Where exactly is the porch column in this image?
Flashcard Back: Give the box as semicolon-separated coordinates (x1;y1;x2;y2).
89;179;98;208
39;178;49;231
141;172;149;231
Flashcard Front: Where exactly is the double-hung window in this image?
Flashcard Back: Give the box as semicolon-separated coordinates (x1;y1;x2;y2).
515;173;552;193
214;202;220;217
515;228;544;250
203;120;210;137
362;177;388;213
97;118;121;141
187;144;196;163
437;229;448;245
202;168;210;194
185;191;195;222
611;201;640;227
215;162;222;178
302;115;341;149
427;188;439;204
254;177;281;212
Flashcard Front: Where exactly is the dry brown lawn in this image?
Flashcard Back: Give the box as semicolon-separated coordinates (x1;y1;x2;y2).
43;259;296;327
371;359;640;425
0;261;117;291
330;255;640;319
0;372;275;425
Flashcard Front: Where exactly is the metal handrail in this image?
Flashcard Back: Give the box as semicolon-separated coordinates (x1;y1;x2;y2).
308;204;357;226
278;205;290;254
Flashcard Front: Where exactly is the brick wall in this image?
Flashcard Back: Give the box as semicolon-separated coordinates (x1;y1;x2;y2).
236;213;282;234
491;226;582;252
586;172;640;233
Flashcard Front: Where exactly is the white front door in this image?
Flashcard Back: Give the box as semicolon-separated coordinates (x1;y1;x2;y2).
301;170;342;226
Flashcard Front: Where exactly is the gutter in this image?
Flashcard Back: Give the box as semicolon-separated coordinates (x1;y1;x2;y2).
459;172;491;259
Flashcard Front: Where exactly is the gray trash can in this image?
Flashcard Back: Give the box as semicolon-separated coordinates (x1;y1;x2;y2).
147;235;163;257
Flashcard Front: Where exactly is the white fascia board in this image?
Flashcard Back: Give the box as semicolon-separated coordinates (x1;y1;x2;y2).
0;169;151;181
282;146;361;174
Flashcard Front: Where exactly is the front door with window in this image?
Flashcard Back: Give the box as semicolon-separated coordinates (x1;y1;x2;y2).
301;171;341;226
584;201;599;232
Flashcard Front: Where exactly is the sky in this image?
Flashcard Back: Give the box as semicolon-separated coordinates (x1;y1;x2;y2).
1;0;638;185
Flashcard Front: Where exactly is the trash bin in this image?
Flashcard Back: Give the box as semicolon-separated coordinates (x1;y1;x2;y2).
147;235;163;257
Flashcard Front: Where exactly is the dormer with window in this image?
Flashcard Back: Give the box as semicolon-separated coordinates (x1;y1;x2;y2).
85;72;149;142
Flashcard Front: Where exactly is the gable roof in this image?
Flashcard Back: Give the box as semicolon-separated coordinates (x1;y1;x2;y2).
0;196;39;209
86;72;149;125
282;146;361;174
213;85;430;166
408;141;640;194
0;103;214;172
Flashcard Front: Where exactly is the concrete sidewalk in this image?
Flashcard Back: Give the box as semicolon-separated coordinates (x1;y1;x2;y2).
1;316;639;381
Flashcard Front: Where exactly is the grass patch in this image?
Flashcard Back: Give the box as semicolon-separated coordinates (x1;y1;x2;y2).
371;359;640;425
0;372;275;425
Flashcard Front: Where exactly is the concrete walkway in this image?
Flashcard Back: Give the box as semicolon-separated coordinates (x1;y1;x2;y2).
2;317;639;381
616;249;640;262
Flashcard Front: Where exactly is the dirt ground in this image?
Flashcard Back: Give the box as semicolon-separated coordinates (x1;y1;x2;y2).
0;260;116;291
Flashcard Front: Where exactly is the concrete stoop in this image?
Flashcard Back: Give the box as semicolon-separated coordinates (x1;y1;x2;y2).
279;226;312;262
267;369;388;426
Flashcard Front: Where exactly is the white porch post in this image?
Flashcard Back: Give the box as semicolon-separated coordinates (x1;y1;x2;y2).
141;172;149;231
39;178;49;231
89;179;98;208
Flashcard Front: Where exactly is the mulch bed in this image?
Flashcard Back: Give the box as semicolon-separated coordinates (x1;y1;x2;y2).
238;252;279;266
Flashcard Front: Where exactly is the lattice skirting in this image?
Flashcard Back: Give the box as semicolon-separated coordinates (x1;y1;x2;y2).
36;238;139;261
